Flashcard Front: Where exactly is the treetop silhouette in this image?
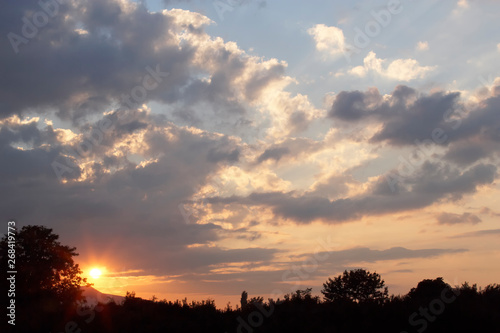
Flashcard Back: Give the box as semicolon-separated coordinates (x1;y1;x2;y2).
321;269;389;304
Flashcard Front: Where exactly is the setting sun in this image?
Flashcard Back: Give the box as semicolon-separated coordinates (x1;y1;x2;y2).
89;268;102;279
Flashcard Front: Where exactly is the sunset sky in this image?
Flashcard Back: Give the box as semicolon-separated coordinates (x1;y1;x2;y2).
1;0;499;307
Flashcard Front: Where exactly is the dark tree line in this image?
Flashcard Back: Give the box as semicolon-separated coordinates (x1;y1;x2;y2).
1;225;499;333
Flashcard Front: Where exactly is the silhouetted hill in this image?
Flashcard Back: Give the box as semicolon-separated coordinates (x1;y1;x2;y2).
81;286;125;306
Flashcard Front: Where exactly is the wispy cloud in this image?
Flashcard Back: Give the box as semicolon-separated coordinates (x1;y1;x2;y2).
451;229;500;238
436;212;482;225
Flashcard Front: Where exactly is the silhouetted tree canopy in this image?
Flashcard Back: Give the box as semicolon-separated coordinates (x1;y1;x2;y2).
321;269;389;304
0;225;87;305
407;277;450;301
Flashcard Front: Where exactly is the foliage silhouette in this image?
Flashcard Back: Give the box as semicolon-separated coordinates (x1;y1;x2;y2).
0;225;89;332
321;269;389;304
240;290;248;309
2;225;499;333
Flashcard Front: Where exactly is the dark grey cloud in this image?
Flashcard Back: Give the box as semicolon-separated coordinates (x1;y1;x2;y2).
328;87;386;121
328;84;500;166
451;229;500;238
252;137;323;166
210;161;497;223
0;0;182;121
389;269;413;273
159;246;278;274
257;147;290;163
370;91;459;146
207;147;240;163
98;242;279;276
311;174;357;199
436;212;482;225
306;246;467;265
170;268;292;297
443;142;490;166
441;94;500;165
329;86;459;145
0;0;284;139
288;110;310;133
0;119;57;148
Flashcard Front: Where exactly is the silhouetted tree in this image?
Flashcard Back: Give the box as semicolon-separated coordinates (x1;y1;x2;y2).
240;290;248;309
248;296;264;307
321;269;388;304
0;225;88;305
0;225;89;332
406;277;452;304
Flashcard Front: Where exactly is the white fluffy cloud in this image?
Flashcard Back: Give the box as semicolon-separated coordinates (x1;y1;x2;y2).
349;51;435;81
308;24;346;59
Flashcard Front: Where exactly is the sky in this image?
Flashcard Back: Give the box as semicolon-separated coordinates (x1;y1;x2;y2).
1;0;499;307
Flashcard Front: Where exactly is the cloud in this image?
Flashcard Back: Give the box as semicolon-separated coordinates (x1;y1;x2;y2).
0;109;261;272
443;142;491;166
349;52;435;81
170;245;467;294
257;147;290;163
252;137;323;166
328;85;460;146
479;207;500;217
0;0;314;280
310;246;467;264
389;269;413;273
328;83;500;168
451;229;500;238
1;0;499;300
436;212;482;225
308;24;346;59
1;1;190;121
146;245;279;275
0;0;296;142
209;161;497;223
310;174;356;200
328;86;387;121
416;41;429;51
